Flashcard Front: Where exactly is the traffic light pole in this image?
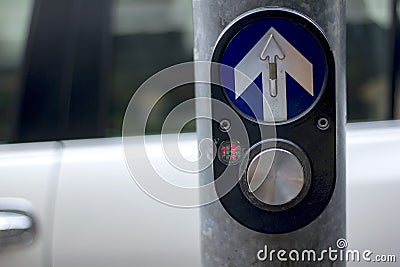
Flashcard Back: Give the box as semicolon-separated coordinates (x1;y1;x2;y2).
194;0;346;266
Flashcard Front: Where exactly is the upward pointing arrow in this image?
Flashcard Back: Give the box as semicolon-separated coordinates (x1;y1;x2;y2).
260;34;284;62
234;27;314;122
260;34;285;98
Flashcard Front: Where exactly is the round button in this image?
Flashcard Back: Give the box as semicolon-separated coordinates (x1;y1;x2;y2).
246;148;304;206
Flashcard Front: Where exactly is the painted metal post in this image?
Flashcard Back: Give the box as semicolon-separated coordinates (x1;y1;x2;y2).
194;0;346;266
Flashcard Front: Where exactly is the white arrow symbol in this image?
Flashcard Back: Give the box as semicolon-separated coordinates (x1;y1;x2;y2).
234;27;314;122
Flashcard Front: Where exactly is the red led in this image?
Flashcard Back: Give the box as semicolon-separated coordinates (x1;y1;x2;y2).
231;144;236;151
231;155;237;161
221;147;227;153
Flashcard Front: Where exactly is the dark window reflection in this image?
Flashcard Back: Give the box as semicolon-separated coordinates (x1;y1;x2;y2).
108;0;194;136
346;0;398;122
0;1;33;143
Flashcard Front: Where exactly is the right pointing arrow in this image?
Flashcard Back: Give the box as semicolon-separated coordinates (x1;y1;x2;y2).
234;27;314;122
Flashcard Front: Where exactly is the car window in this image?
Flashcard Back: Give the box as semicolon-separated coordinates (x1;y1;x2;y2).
346;0;399;121
0;0;34;143
109;0;194;136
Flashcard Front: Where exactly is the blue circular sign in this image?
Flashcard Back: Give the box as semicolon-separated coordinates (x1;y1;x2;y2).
217;11;328;123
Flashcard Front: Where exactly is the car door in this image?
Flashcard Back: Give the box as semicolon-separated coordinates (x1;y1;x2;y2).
0;142;61;267
52;137;201;267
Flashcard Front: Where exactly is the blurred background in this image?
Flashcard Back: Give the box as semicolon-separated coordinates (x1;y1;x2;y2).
0;0;399;143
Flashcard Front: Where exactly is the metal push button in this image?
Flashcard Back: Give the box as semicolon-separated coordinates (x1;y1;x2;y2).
246;148;305;208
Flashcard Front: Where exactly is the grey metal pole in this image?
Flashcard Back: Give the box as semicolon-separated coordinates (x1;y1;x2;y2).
194;0;346;266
